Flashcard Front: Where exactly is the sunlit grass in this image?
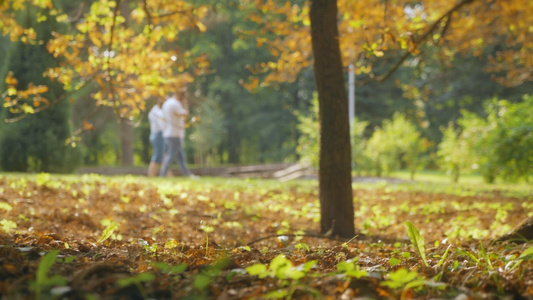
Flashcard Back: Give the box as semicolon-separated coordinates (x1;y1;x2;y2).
390;169;532;197
1;171;532;299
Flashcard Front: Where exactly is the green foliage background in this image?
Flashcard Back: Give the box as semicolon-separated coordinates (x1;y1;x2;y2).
0;1;532;179
0;7;81;173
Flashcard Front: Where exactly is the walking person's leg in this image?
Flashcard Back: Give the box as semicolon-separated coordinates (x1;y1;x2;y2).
148;132;164;176
159;138;175;177
175;138;193;177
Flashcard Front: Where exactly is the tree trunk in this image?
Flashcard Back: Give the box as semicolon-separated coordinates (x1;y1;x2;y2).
310;0;355;238
120;118;134;166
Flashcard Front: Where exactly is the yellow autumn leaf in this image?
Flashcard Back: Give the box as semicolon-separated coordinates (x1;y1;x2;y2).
21;104;35;114
5;72;18;86
374;50;384;57
6;87;17;96
83;120;95;130
56;14;68;23
196;21;207;32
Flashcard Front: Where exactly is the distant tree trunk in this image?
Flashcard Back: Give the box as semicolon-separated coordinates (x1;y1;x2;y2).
120;118;134;166
310;0;355;238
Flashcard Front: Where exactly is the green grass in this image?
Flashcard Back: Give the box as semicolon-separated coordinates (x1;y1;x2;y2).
389;169;532;197
1;168;530;198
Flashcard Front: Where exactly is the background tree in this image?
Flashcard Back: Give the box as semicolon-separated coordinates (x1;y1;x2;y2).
295;95;319;168
2;0;211;160
482;97;533;182
2;0;532;238
350;120;371;176
241;0;533;236
454;97;533;183
384;113;429;180
188;98;226;166
364;127;398;177
0;3;81;172
437;124;471;183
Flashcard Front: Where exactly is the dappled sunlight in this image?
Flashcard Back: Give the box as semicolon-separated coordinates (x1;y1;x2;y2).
0;174;532;298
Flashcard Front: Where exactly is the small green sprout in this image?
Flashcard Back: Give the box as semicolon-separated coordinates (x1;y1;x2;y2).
97;220;119;243
405;221;429;267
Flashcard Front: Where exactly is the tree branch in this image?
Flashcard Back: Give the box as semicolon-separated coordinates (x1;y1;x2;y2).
68;3;86;23
142;0;152;27
152;9;189;19
106;0;121;118
105;0;121;75
3;78;95;123
366;0;475;84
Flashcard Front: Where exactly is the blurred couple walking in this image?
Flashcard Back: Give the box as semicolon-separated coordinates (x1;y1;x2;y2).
147;87;198;179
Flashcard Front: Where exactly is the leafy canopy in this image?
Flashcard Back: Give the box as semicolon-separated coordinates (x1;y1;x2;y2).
2;0;211;120
242;0;532;88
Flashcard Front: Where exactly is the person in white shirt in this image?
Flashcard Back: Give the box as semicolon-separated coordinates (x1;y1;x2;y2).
147;98;165;176
159;88;197;178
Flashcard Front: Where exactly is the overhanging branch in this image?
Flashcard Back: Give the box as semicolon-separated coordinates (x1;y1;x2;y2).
3;78;95;124
367;0;476;84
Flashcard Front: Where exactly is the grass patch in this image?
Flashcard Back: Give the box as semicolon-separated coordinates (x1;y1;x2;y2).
0;172;531;299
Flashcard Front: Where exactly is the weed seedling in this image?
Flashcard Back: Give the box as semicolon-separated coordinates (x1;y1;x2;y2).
30;250;68;299
405;221;429;267
98;220;119;243
246;254;319;298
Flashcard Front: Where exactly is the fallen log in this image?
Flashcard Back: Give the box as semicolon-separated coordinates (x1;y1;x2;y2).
495;216;533;243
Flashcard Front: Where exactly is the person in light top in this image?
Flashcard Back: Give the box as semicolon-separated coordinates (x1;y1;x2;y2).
159;87;198;178
147;98;166;176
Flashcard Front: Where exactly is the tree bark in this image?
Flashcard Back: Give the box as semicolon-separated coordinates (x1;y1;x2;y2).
310;0;355;238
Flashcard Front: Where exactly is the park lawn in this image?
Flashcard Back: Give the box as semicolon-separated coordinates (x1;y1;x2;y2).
0;173;532;299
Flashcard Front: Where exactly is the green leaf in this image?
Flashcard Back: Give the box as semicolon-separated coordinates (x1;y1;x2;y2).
97;221;119;243
453;260;459;269
437;245;452;268
34;250;67;299
337;260;354;272
245;263;267;277
404;278;428;290
1;219;17;233
460;249;482;266
390;269;418;283
295;242;310;251
136;273;155;282
264;289;290;299
337;260;367;278
64;256;76;264
404;221;428;266
239;246;251;252
478;242;493;270
288;269;306;280
152;262;171;272
270;255;291;273
0;202;12;211
193;273;212;290
506;246;533;271
301;260;317;272
389;257;402;266
518;246;533;261
382;268;422;289
346;269;367;279
37;250;60;286
117;277;137;287
170;264;187;274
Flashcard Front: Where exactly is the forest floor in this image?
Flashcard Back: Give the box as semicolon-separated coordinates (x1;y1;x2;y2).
0;173;532;299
